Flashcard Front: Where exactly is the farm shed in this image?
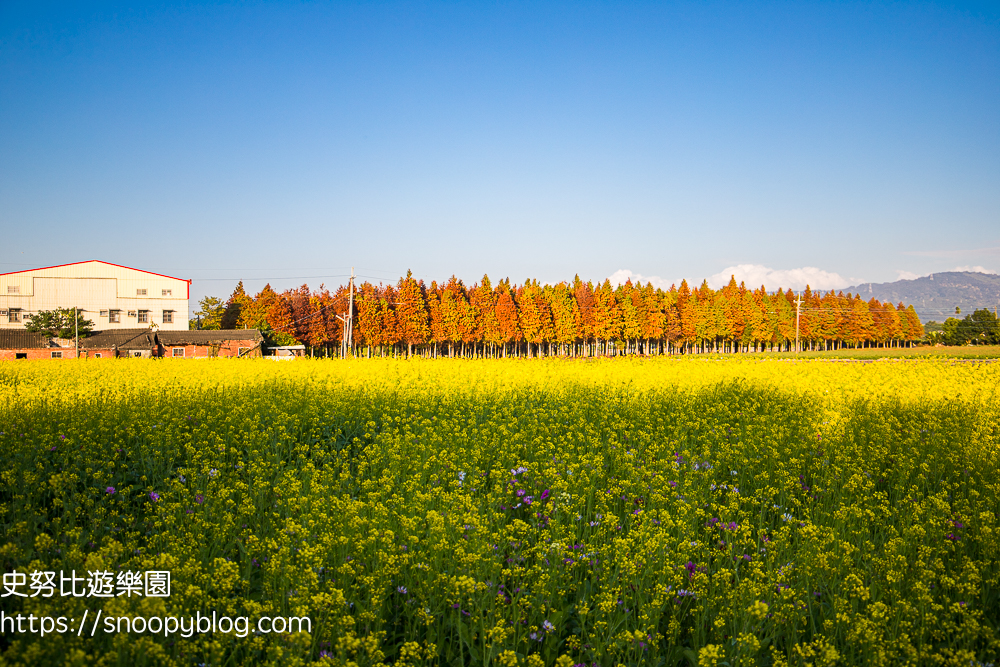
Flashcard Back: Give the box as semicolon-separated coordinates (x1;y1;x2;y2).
156;330;264;358
267;345;306;359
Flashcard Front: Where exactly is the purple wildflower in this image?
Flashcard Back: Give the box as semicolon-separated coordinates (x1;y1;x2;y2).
149;492;161;502
105;486;116;495
195;494;205;504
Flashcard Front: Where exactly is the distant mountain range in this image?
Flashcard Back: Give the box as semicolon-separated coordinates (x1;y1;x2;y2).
843;272;1000;322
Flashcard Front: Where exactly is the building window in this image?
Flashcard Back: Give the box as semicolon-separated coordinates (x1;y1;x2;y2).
137;288;147;296
138;310;149;323
8;309;21;323
172;348;185;358
109;310;121;323
162;289;172;296
131;351;143;357
94;353;102;359
51;351;62;359
162;310;174;323
15;353;26;360
237;347;249;357
7;286;19;294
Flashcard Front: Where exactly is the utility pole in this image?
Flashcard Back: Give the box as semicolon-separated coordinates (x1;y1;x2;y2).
795;291;803;353
339;315;346;358
347;267;355;356
75;306;79;359
338;268;356;358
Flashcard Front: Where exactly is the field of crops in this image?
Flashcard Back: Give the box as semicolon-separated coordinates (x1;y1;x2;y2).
1;358;998;667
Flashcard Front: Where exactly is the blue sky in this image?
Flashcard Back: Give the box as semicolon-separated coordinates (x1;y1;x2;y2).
1;1;998;304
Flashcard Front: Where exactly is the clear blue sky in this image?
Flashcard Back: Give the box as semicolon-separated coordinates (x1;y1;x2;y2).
2;1;997;304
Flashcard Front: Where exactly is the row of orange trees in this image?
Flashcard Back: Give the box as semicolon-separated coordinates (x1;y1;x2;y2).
218;273;924;357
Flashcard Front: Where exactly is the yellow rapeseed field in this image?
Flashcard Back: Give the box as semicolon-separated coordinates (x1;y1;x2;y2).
0;357;998;666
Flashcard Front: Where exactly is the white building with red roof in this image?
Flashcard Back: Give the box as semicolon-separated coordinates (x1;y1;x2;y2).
0;260;190;331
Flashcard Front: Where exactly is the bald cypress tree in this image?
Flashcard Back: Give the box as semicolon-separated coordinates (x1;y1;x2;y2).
470;275;498;358
495;279;520;358
221;281;250;330
593;279;622;356
573;277;596;356
395;270;430;358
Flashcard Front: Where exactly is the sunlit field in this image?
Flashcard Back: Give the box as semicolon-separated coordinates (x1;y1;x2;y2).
740;345;1000;360
1;358;998;667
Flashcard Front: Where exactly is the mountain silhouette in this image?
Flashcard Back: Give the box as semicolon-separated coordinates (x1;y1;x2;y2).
843;272;1000;322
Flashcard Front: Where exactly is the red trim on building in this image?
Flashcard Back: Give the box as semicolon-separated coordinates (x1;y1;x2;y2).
0;260;191;285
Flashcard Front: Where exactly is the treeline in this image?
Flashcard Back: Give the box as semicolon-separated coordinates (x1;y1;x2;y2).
925;309;1000;346
198;272;925;357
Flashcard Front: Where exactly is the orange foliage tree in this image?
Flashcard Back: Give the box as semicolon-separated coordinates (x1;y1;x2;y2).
220;272;927;357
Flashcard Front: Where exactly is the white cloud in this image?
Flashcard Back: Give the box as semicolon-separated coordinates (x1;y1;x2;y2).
953;265;997;274
896;270;922;281
706;264;855;292
607;269;677;291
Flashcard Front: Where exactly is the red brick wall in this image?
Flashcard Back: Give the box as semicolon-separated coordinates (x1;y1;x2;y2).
1;342;259;360
82;348;117;359
163;344;200;358
160;342;259;358
0;348;78;360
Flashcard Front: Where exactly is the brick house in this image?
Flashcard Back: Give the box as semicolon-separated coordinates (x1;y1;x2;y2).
0;330;73;360
156;330;264;358
80;329;159;359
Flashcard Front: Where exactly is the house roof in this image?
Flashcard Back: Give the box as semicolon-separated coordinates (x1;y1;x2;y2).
0;329;51;350
80;329;157;350
157;329;264;345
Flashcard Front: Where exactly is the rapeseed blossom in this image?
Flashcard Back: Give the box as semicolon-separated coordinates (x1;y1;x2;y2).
0;356;996;665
